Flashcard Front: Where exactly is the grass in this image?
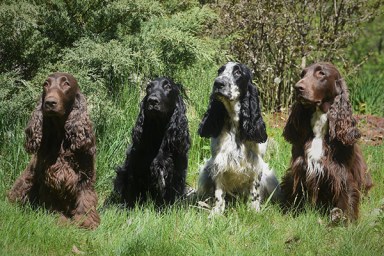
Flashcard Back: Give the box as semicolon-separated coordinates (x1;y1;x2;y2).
1;67;384;255
348;74;384;116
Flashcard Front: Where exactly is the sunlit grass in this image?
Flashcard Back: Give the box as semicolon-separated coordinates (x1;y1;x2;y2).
1;68;383;255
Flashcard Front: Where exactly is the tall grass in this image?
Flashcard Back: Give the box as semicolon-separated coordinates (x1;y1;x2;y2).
1;67;384;255
347;74;384;116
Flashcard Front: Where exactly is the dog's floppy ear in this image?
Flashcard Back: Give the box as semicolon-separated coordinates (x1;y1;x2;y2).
328;79;360;145
239;81;267;143
238;63;252;87
24;97;43;154
283;102;313;144
198;96;227;138
165;90;190;154
131;97;146;145
64;93;96;155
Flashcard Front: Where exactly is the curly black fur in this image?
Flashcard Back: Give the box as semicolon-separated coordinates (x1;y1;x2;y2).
198;98;227;138
113;77;190;207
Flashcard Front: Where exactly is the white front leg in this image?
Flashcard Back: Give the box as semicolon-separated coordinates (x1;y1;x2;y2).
211;185;226;216
249;175;261;212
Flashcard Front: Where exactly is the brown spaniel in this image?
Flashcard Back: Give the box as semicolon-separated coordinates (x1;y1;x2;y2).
280;62;372;223
8;72;100;229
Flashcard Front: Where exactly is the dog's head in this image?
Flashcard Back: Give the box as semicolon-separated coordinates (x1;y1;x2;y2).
144;77;179;117
199;62;267;142
25;72;95;154
294;62;342;112
213;62;252;102
132;77;190;151
42;72;79;117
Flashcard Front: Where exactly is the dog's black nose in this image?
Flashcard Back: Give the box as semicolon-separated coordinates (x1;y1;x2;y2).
214;78;225;89
148;96;160;106
44;99;57;109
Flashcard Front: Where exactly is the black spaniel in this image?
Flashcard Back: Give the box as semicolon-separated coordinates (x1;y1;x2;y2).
113;77;190;207
197;62;281;215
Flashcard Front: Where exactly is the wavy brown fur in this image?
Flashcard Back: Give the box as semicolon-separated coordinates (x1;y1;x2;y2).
280;62;372;221
7;72;100;229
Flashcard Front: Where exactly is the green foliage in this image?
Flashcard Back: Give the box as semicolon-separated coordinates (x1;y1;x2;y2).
137;6;218;75
212;0;383;111
0;0;217;80
348;10;384;76
348;74;384;116
0;0;219;143
0;2;47;79
1;2;384;253
0;72;39;136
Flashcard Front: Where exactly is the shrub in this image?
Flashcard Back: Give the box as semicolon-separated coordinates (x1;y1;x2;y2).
0;0;220;137
0;2;47;79
212;0;382;111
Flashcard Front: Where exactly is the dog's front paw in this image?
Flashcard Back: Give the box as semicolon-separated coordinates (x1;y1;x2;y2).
151;167;166;196
329;207;347;226
250;199;261;212
209;197;225;218
209;206;224;219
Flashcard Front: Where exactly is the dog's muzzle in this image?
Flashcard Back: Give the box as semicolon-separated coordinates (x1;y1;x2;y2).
213;77;231;98
147;96;161;111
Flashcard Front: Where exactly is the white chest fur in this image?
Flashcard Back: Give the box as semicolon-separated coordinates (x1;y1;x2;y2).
207;101;261;190
306;109;328;178
210;130;261;192
211;101;259;173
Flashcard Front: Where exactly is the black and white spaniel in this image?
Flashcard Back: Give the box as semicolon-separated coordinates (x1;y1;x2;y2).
113;77;190;207
197;62;280;215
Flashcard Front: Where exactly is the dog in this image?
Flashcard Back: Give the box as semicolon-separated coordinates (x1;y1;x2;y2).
197;61;281;215
280;62;373;223
7;72;100;229
113;77;190;207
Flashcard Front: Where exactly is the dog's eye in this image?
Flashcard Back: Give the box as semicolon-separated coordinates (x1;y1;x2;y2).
218;67;225;75
43;81;49;88
318;70;325;76
233;69;241;77
300;70;306;78
163;83;171;90
62;81;70;89
146;83;153;91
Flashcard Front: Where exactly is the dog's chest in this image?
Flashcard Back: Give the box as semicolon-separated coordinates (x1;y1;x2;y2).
212;128;259;175
42;156;78;193
306;109;328;178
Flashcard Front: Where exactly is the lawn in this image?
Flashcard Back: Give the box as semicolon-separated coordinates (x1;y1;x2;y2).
1;113;383;255
1;1;383;255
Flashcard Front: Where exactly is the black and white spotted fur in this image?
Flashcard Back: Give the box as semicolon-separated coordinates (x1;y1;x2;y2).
197;62;281;215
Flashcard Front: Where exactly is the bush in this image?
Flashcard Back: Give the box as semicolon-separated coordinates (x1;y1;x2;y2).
0;0;220;137
212;0;382;111
0;2;47;79
0;72;39;126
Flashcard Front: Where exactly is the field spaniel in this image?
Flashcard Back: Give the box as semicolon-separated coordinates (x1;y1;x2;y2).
7;72;100;229
280;62;372;223
113;77;190;207
197;62;281;215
